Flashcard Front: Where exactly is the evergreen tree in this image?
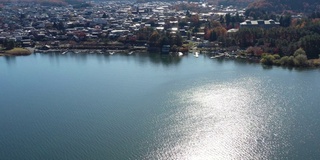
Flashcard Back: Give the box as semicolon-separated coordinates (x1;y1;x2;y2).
58;21;65;31
219;15;225;24
6;40;15;50
209;30;217;41
225;13;231;26
102;13;107;18
186;10;191;17
280;15;291;27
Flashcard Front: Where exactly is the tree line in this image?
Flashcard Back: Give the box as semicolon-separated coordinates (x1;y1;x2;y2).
229;18;320;59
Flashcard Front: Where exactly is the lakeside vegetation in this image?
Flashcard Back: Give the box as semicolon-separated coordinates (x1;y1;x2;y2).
1;48;31;56
260;48;320;67
5;14;320;68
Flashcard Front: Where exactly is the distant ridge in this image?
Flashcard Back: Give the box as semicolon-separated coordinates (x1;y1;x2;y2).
0;0;84;5
248;0;320;13
217;0;255;8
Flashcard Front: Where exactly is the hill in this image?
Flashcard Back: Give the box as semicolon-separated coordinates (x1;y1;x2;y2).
248;0;320;13
0;0;84;5
218;0;255;7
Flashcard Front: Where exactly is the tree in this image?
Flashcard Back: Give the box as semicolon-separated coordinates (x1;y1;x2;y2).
280;15;292;27
186;10;191;17
149;31;160;47
219;15;225;24
225;13;231;26
294;54;308;67
231;17;236;28
300;34;320;58
208;20;222;29
213;26;227;37
53;22;58;29
209;30;217;41
279;56;290;66
137;27;154;41
169;33;183;46
293;48;306;57
160;36;170;46
178;19;188;28
235;13;241;22
6;40;15;50
102;13;107;18
190;15;200;27
260;54;276;65
57;21;65;31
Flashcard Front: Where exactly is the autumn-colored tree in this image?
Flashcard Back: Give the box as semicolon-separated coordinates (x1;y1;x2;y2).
149;31;160;47
169;33;183;47
213;26;227;37
190;15;200;27
137;27;154;41
246;46;263;56
207;20;222;29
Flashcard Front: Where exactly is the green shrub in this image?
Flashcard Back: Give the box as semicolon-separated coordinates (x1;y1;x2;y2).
260;54;275;65
273;54;280;59
293;48;306;57
279;56;290;66
294;54;309;67
288;56;295;66
273;59;281;66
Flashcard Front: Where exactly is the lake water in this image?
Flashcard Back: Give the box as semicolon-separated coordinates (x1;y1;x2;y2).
1;53;320;160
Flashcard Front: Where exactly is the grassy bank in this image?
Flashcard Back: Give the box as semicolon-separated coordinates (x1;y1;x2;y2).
2;48;32;56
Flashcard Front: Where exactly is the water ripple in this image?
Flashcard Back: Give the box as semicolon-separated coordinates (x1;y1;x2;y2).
146;77;291;160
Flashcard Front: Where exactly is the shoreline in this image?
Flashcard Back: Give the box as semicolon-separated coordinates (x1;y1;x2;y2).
34;49;149;55
2;47;320;69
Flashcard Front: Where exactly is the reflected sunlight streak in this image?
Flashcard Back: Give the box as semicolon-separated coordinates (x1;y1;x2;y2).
147;78;289;160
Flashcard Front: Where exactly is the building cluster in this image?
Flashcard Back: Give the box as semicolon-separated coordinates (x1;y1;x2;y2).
239;19;280;28
0;1;280;49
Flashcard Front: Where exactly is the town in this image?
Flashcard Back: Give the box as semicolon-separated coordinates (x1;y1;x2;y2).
1;0;320;67
0;1;247;52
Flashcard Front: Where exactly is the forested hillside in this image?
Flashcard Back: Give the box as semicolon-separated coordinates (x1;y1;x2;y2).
248;0;320;13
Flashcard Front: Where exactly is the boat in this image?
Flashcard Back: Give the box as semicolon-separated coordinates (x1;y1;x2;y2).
128;51;133;55
194;52;199;58
109;51;115;55
61;51;67;55
178;52;183;56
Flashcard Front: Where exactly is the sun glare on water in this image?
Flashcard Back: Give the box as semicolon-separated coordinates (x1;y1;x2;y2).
146;78;290;160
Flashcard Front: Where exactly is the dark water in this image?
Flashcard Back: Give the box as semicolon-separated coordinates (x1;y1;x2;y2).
1;53;320;160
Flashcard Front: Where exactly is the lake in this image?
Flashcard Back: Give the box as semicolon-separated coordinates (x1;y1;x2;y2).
1;53;320;160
